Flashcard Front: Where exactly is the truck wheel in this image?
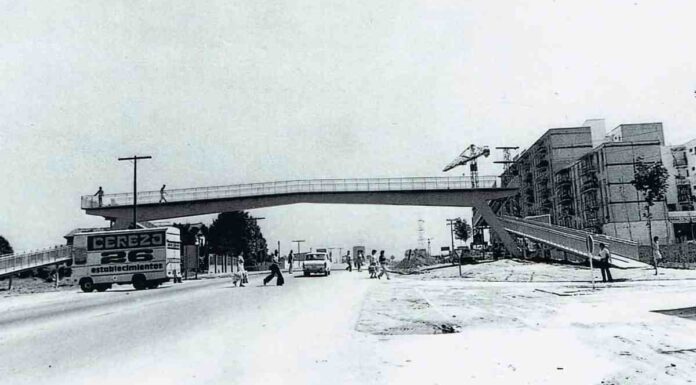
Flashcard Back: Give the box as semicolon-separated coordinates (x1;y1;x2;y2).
132;275;147;290
95;284;108;292
324;271;329;276
80;278;94;293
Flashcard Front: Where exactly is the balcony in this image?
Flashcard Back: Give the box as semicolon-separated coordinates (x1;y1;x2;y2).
581;176;598;192
556;174;572;187
558;191;573;204
584;199;599;211
560;207;575;216
536;159;550;169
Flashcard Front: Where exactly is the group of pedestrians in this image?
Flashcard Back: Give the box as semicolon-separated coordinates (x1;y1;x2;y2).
594;235;663;284
345;249;389;280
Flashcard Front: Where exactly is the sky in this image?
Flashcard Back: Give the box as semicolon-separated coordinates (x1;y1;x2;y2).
1;0;695;256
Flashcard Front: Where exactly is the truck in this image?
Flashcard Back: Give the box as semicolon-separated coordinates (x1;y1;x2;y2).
69;227;181;292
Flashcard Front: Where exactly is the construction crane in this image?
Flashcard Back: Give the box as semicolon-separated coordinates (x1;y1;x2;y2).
443;144;490;188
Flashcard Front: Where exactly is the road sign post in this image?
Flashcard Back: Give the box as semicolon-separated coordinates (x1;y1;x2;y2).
586;235;595;290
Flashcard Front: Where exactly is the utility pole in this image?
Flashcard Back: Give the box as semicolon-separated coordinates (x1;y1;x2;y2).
292;240;305;254
446;218;460;277
426;237;433;257
118;155;152;228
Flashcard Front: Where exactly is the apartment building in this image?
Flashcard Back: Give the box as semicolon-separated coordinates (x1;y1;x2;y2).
503;120;686;245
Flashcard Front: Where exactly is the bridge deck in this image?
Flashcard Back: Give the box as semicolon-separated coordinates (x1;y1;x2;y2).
82;176;505;209
0;246;72;278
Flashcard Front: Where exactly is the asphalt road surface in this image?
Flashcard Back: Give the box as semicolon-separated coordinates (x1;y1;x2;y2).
0;271;387;385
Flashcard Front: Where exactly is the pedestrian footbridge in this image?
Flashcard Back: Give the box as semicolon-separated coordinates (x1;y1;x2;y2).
499;215;649;269
0;246;72;279
82;175;521;256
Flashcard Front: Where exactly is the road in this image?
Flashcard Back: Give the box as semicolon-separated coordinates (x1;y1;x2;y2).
4;263;696;385
0;271;388;385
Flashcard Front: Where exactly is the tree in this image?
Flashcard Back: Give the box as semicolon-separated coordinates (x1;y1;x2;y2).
0;235;13;255
207;212;268;265
453;218;471;244
631;156;669;274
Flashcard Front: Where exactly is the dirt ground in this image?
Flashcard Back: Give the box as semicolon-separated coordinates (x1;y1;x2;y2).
357;260;696;384
0;277;74;297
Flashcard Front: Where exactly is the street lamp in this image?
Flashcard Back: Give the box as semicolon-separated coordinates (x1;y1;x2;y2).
446;218;461;277
426;237;434;257
117;155;152;228
292;240;305;254
195;233;205;280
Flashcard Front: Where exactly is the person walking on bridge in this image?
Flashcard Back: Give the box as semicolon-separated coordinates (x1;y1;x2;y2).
94;186;104;207
264;257;285;286
159;184;167;203
597;243;613;283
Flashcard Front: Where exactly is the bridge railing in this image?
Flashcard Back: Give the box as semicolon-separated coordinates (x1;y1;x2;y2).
0;245;73;277
82;176;506;209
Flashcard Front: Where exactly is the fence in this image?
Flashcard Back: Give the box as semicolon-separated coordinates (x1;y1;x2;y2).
81;176;504;209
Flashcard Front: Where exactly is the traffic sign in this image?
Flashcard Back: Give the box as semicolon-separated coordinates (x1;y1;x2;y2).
586;235;595;290
586;235;594;254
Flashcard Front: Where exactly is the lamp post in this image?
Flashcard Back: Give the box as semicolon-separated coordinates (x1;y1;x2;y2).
292;240;305;254
427;237;433;257
195;233;205;280
446;218;460;277
117;155;151;229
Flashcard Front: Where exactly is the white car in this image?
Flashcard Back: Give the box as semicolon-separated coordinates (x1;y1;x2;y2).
302;253;332;276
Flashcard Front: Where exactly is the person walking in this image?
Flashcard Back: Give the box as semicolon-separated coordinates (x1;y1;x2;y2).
377;250;390;280
345;251;352;272
368;250;378;278
264;257;285;286
233;253;246;287
287;250;294;274
94;186;104;207
597;243;613;283
355;250;364;272
159;184;167;203
653;236;662;275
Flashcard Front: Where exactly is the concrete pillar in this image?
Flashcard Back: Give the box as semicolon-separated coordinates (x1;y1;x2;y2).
472;198;520;258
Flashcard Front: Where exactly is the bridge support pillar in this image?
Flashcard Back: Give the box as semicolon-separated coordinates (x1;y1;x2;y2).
472;199;520;258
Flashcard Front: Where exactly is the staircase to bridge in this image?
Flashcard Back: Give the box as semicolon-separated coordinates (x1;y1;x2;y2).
0;246;72;279
498;215;649;268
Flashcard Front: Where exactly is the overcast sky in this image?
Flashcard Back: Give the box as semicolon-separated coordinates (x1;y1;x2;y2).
1;0;695;256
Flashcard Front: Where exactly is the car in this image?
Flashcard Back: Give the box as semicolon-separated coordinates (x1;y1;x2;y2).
302;253;332;276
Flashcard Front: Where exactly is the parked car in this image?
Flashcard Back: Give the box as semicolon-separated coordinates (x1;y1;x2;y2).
303;253;332;276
